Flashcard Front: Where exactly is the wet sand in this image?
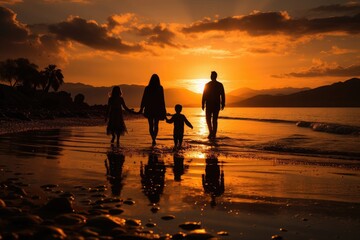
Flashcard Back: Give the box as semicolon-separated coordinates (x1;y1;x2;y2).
1;119;360;239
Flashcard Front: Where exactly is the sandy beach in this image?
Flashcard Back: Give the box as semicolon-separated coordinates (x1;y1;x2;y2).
1;107;360;240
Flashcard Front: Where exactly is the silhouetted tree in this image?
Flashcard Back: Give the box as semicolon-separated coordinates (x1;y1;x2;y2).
15;58;40;91
0;58;40;89
74;93;85;105
0;59;17;87
41;64;64;93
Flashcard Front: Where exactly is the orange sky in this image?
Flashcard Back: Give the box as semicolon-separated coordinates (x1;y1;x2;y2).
0;0;359;93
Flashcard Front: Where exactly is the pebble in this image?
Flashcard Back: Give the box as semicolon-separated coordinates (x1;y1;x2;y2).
10;214;43;226
86;215;126;231
171;232;186;240
184;229;214;240
271;235;283;240
0;207;22;217
34;225;67;240
217;231;229;236
125;218;142;227
179;222;202;231
123;199;135;205
81;228;100;237
145;222;157;228
279;228;287;232
88;209;109;215
151;206;160;213
55;213;87;225
108;208;124;215
40;197;74;215
161;215;175;220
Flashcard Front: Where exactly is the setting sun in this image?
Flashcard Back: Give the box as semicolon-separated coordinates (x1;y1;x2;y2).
185;78;209;94
193;78;208;94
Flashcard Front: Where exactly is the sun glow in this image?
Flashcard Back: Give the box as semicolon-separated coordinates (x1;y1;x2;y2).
190;78;209;94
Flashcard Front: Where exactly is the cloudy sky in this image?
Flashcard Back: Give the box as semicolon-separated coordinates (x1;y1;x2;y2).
1;0;359;92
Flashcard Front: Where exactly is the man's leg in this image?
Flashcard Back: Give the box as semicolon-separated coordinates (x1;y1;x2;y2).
212;110;220;138
205;109;213;138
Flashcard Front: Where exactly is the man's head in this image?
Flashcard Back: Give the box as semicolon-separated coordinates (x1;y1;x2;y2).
211;71;217;81
175;104;182;113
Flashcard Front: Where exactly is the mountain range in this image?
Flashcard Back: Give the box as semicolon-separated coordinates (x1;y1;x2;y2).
61;78;360;107
232;78;360;107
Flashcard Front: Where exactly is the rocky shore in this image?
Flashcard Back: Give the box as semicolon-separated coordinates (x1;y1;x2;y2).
0;168;222;240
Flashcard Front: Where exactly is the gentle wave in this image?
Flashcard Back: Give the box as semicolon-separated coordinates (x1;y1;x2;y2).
257;144;360;160
200;115;360;135
296;121;360;135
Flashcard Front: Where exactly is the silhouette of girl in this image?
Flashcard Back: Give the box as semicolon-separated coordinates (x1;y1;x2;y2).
139;74;166;145
105;86;134;145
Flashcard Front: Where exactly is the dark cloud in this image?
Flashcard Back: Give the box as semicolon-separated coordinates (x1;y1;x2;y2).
0;6;66;65
182;11;360;36
132;25;178;47
49;16;144;53
273;64;360;78
0;6;29;43
311;2;360;13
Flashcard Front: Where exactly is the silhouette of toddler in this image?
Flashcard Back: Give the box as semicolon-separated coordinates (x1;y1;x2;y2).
166;104;193;149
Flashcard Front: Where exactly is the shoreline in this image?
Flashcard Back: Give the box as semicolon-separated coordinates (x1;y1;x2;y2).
0;115;141;136
0;117;105;136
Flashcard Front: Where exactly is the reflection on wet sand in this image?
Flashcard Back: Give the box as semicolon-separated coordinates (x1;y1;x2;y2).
0;129;67;159
140;153;166;205
202;155;225;207
172;153;188;181
105;151;125;196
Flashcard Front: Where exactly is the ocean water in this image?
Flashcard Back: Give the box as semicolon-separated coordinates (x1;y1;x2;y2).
0;107;360;239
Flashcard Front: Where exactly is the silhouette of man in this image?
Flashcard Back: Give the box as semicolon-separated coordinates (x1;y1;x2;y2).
202;71;225;139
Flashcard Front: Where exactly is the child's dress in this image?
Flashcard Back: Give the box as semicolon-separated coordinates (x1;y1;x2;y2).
106;96;127;135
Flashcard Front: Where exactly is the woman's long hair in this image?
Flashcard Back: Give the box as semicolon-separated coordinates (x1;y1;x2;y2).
148;74;161;88
110;86;122;98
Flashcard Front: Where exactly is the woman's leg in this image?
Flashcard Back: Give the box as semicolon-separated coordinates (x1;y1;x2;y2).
148;118;155;144
153;118;159;140
116;133;120;145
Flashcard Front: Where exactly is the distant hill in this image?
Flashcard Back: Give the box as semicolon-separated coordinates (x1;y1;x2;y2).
62;83;203;107
232;78;360;107
227;87;311;104
61;83;143;107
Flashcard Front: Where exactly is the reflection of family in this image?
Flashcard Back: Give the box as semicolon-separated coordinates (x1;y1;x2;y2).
105;71;225;146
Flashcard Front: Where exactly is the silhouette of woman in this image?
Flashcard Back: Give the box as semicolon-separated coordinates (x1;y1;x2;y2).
139;74;166;145
105;86;134;145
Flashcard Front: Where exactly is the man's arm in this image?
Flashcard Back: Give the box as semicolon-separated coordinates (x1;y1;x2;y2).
221;83;225;110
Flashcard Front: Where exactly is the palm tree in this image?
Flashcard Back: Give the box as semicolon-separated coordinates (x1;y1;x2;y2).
41;64;64;93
